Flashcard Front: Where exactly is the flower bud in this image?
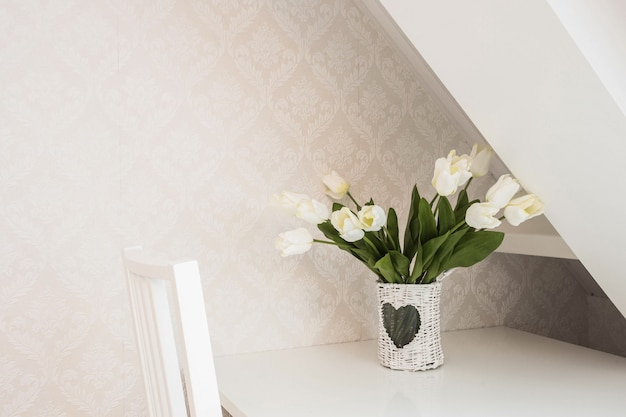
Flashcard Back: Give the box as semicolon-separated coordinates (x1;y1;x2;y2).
469;144;493;177
272;191;309;215
432;150;472;196
322;171;350;200
465;202;502;229
486;174;520;209
296;198;329;224
357;205;386;232
330;207;365;242
504;194;545;226
275;228;314;257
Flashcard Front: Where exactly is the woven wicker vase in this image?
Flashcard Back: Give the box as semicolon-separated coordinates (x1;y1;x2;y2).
377;280;443;371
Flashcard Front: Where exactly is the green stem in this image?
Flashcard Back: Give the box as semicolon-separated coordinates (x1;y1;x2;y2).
429;194;439;206
362;234;382;258
464;177;474;192
313;239;338;246
433;198;441;216
381;226;396;251
347;191;361;211
450;220;469;234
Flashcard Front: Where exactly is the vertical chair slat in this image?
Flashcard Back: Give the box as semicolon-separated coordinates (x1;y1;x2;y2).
171;261;222;417
123;247;222;417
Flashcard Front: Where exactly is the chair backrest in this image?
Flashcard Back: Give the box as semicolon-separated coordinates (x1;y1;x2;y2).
123;246;222;417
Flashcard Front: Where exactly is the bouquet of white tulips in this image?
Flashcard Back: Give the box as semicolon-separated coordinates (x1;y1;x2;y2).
274;145;544;285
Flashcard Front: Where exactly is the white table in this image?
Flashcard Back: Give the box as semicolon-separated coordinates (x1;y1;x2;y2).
214;326;626;417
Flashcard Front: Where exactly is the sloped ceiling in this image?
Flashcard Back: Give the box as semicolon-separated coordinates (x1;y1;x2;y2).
358;0;626;317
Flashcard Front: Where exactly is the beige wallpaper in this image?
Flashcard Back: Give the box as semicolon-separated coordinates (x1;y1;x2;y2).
0;0;609;416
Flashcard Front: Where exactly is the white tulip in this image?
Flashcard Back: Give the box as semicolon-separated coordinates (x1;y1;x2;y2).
450;150;473;190
469;144;493;177
486;174;520;209
272;191;309;215
330;207;365;242
431;150;472;196
357;205;387;232
296;198;330;224
432;157;456;196
322;170;350;199
275;228;314;257
465;202;502;229
504;194;545;226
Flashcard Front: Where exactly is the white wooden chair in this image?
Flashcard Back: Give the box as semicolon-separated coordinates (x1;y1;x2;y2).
123;246;222;417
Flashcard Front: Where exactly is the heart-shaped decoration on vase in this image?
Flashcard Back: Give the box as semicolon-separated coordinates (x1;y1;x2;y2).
382;303;421;348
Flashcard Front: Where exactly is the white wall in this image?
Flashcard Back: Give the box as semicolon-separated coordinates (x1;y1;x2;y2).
375;0;626;318
0;1;590;415
547;0;626;117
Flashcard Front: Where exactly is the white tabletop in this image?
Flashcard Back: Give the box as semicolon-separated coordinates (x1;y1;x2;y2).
214;326;626;417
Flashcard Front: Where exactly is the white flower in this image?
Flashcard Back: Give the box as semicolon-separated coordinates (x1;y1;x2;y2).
322;170;350;199
275;228;314;257
330;207;365;242
486;174;520;209
357;205;386;232
465;202;502;229
272;191;309;215
431;150;472;196
296;198;329;224
431;157;457;196
504;194;545;226
469;144;493;178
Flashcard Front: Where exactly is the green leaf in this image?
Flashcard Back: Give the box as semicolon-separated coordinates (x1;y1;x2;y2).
421;232;451;271
407;240;424;284
421;229;475;283
318;221;362;259
362;233;384;259
422;256;444;284
390;250;411;279
374;251;410;283
374;253;400;283
420;230;465;283
436;228;469;267
454;189;469;212
352;253;384;280
443;230;504;270
382;303;421;348
418;198;437;244
317;221;383;279
317;221;346;246
319;221;381;267
332;202;345;212
386;208;400;251
350;248;377;267
454;190;478;224
437;196;455;235
403;186;421;261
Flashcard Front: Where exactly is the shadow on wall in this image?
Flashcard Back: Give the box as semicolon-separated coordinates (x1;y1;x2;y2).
506;257;626;358
564;259;626;357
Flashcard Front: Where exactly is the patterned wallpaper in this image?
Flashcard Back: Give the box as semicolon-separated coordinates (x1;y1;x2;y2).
0;0;614;416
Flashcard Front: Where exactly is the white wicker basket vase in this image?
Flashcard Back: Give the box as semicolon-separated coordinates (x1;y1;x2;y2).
377;280;444;371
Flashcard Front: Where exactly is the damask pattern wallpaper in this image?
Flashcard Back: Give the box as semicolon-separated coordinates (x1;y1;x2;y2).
0;0;606;416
